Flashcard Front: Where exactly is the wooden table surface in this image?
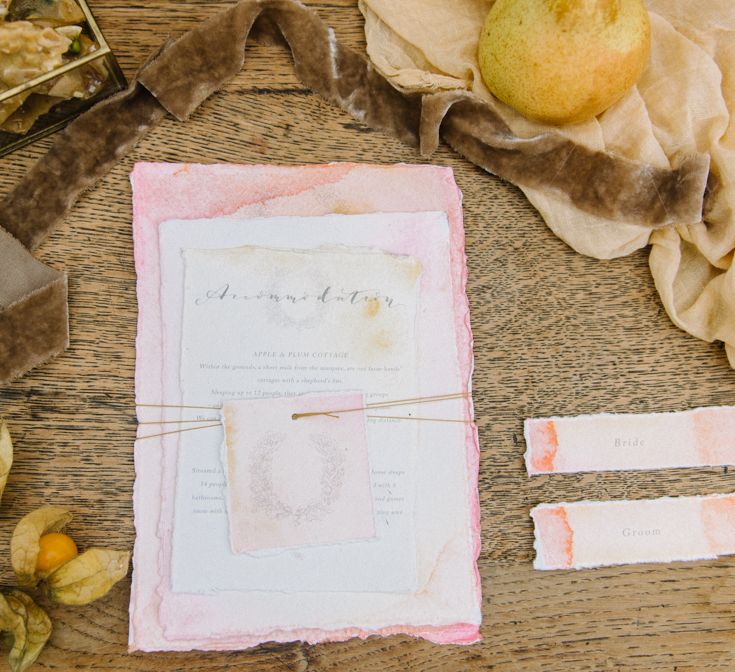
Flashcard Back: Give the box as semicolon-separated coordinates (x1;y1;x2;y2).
2;1;735;670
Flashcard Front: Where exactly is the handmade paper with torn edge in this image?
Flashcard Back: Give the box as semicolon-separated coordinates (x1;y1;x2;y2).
222;392;376;554
166;215;447;604
171;241;422;595
532;494;735;570
129;162;481;651
525;406;735;475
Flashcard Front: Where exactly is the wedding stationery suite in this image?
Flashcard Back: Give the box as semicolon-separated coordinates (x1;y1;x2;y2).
531;494;735;570
129;162;481;651
525;406;735;475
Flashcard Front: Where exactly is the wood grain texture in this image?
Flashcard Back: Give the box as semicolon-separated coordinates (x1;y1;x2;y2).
2;0;735;670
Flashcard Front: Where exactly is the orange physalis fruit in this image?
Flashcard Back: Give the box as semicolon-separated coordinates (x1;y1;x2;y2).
36;532;78;574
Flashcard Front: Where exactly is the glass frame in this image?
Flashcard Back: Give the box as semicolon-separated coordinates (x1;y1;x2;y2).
0;0;126;156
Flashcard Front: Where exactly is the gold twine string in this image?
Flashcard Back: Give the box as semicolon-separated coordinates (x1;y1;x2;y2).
366;415;472;424
136;403;221;409
291;391;469;420
134;391;472;440
135;423;222;441
137;418;221;425
135;402;221;440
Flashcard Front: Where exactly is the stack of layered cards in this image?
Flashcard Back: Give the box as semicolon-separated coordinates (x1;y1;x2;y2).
129;163;481;651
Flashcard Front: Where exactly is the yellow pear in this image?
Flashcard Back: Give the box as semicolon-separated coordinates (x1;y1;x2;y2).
478;0;651;124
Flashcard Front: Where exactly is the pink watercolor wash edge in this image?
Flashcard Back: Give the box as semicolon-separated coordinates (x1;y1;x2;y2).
130;162;481;648
129;162;481;650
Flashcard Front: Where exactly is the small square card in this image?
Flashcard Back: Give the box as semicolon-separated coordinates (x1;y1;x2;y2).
223;393;376;553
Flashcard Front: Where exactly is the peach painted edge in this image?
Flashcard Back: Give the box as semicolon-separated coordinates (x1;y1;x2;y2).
524;419;559;475
692;407;735;466
530;505;574;570
700;494;735;556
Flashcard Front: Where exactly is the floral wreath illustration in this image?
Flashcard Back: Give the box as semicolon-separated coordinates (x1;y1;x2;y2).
263;267;331;331
249;431;345;525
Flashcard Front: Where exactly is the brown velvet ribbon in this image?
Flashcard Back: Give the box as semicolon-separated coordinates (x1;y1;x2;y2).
0;0;710;385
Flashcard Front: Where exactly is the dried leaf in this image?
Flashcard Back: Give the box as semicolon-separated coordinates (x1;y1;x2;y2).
0;419;13;502
5;592;51;672
11;507;73;587
47;548;130;606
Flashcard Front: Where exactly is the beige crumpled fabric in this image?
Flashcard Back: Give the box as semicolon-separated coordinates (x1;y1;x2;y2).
360;0;735;366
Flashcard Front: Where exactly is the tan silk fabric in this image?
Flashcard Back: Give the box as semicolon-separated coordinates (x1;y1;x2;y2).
360;0;735;365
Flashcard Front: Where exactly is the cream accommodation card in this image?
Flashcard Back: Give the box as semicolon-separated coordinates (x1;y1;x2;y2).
172;242;421;594
129;162;481;651
222;393;375;553
532;494;735;570
525;406;735;474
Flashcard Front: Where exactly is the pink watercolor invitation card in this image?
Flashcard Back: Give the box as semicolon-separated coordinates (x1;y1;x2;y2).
129;163;481;651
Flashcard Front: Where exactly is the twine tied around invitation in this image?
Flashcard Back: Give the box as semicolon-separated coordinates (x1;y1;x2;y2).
135;392;473;440
0;0;710;386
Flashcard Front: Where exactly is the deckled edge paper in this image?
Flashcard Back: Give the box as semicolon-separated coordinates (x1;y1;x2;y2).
128;162;481;651
525;406;735;474
531;493;735;570
221;390;377;555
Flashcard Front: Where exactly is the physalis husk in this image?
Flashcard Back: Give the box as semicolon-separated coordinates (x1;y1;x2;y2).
46;548;130;606
0;590;52;672
11;507;130;604
11;506;73;587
